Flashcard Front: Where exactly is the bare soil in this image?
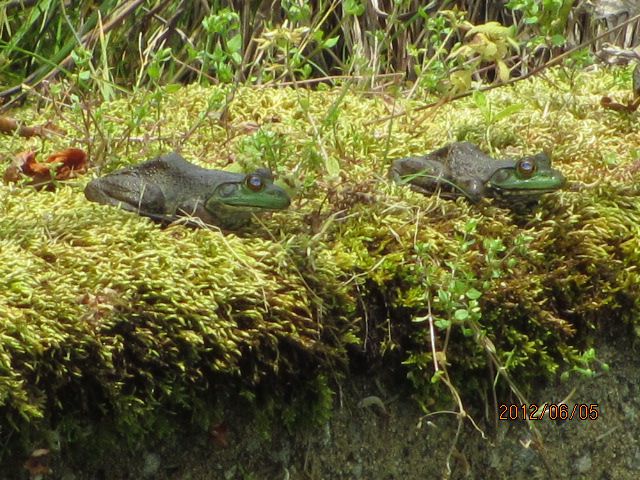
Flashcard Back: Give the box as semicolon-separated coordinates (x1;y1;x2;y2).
45;322;640;480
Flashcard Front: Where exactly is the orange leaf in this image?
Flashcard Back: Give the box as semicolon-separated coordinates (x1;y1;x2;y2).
23;151;52;175
46;148;88;179
3;151;36;183
3;148;88;187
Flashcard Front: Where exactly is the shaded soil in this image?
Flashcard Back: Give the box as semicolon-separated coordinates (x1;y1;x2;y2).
40;325;639;480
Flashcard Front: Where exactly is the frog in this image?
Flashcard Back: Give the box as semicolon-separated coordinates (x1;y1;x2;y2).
84;152;291;229
389;141;566;203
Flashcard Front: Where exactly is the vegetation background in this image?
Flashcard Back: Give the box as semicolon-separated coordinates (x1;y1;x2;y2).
2;0;639;102
2;1;640;478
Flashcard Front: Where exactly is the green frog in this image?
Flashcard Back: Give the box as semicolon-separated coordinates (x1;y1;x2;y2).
389;142;566;203
84;152;291;229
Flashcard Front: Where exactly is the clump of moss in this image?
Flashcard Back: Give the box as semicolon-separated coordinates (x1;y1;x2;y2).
0;184;354;465
1;66;639;469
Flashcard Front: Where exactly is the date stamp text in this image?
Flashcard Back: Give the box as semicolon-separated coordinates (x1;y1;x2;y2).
498;403;599;421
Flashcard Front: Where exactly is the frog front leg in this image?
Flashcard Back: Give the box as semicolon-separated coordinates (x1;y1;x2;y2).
455;177;486;203
176;198;252;230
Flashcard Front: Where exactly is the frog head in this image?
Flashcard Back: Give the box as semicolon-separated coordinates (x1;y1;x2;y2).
487;153;566;198
206;168;291;212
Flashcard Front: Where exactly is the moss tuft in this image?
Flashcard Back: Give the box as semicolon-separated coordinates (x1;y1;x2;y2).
1;67;639;467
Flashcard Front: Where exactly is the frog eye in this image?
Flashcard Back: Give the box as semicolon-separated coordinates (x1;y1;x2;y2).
245;174;265;192
517;158;536;178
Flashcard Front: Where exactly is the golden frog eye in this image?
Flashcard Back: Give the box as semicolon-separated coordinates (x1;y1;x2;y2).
517;158;536;178
245;174;265;192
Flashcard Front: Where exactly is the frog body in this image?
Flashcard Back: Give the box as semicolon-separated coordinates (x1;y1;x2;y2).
390;142;565;203
84;152;291;229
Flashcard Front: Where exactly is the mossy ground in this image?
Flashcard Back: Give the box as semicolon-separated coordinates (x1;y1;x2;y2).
1;66;639;476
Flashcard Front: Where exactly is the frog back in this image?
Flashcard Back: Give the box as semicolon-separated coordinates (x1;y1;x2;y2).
141;153;243;208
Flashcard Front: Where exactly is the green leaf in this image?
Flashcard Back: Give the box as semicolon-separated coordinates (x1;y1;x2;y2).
344;0;365;16
412;314;429;323
449;69;473;93
465;288;482;300
323;36;340;49
496;59;511;83
483;41;498;60
465;21;513;39
228;34;243;54
300;63;312;79
493;103;525;122
454;309;469;321
431;370;445;383
463;217;479;234
434;318;451;329
164;84;181;93
437;289;451;305
325;155;341;177
472;90;488;112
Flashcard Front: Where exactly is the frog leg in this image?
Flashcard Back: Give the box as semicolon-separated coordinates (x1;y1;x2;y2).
176;199;251;230
84;171;167;215
455;177;486;203
390;157;448;193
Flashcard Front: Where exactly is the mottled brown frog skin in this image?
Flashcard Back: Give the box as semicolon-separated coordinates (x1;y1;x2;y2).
390;142;566;203
85;152;291;229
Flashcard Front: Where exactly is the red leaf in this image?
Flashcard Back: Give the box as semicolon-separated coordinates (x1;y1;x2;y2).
3;148;88;187
45;148;88;179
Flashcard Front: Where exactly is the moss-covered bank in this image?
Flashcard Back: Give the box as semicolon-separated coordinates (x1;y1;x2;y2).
1;67;639;473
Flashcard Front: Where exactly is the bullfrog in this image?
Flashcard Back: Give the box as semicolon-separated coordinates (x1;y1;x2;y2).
84;152;291;229
389;142;566;203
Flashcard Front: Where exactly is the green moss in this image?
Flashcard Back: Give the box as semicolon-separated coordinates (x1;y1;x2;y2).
1;67;639;466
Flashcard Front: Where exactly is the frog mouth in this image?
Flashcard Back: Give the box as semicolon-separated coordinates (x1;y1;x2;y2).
219;199;291;210
490;176;566;196
219;202;268;209
493;187;560;195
